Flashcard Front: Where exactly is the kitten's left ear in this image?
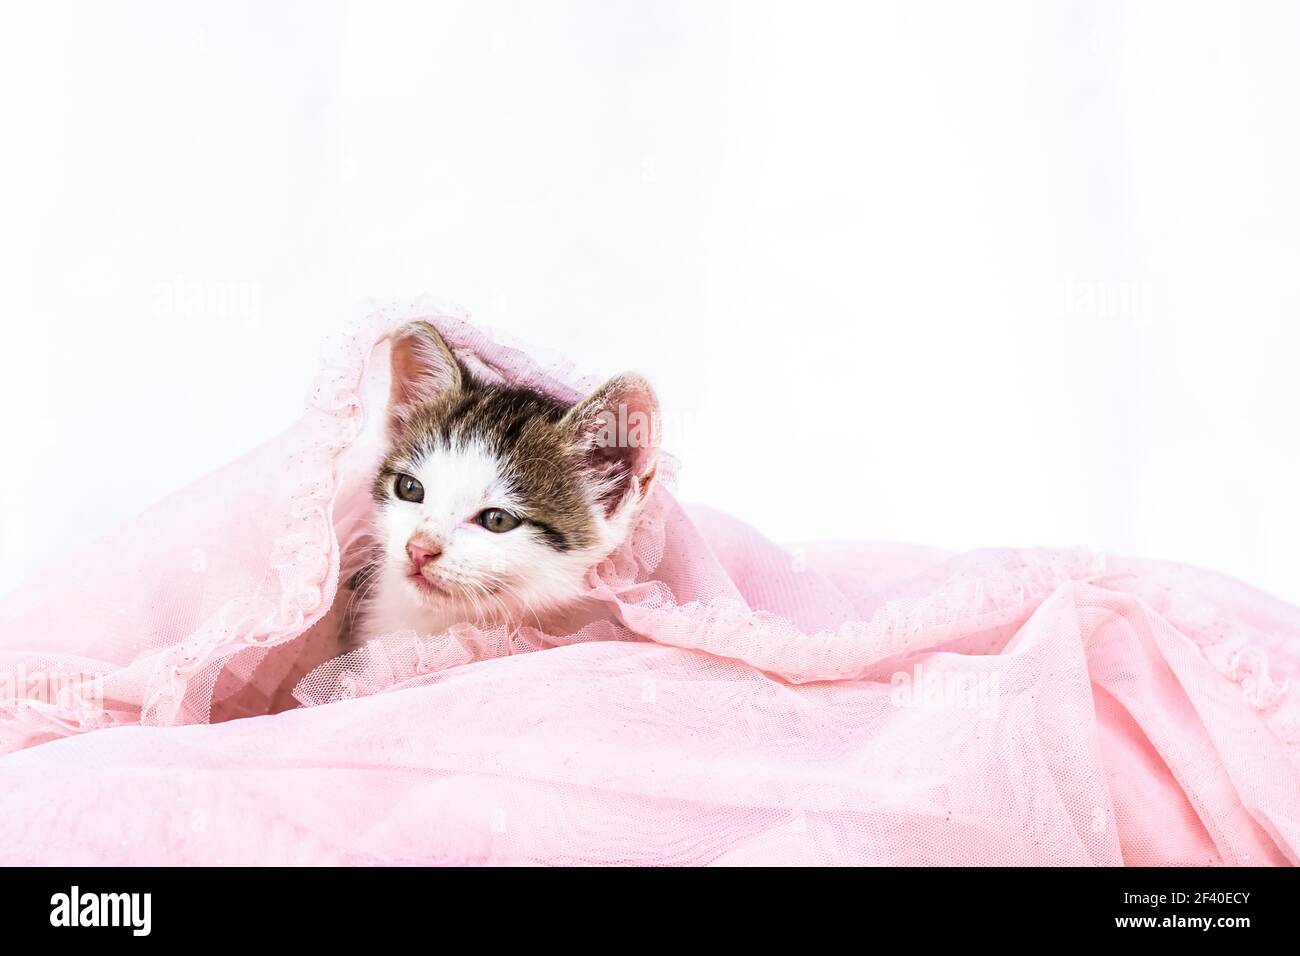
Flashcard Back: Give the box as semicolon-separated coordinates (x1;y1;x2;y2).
562;373;660;516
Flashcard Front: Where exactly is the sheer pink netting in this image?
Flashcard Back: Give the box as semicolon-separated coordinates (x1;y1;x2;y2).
0;298;1296;865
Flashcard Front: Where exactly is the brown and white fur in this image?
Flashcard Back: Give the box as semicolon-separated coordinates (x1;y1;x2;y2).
347;321;659;647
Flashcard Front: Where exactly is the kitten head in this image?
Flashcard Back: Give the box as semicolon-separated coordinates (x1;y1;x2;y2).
372;320;659;622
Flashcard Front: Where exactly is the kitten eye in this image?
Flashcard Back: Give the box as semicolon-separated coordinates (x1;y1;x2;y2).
394;474;424;503
477;508;521;533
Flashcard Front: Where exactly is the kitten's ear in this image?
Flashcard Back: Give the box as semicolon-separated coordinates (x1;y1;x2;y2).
562;373;660;516
388;321;464;432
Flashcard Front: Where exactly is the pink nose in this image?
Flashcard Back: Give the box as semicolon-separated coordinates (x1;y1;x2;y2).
407;540;442;571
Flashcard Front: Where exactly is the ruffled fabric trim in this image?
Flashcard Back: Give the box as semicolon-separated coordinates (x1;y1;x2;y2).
1099;562;1300;759
6;297;1298;770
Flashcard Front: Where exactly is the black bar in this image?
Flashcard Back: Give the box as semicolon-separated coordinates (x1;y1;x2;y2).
0;865;1289;942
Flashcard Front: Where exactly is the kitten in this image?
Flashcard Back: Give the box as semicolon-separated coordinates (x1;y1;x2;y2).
346;321;660;648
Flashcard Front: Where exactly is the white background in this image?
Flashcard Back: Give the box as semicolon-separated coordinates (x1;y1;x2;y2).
1;1;1297;603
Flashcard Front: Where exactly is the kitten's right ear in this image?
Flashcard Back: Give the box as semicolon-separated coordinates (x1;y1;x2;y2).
388;321;464;433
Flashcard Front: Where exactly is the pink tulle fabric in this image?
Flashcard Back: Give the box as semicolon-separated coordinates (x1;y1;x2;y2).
0;300;1296;866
